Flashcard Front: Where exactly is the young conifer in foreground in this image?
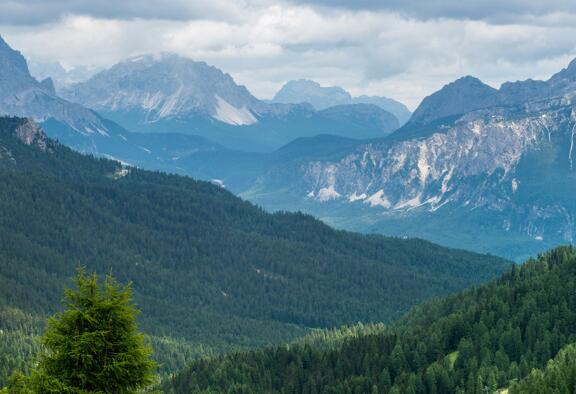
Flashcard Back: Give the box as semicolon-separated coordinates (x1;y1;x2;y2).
9;269;157;394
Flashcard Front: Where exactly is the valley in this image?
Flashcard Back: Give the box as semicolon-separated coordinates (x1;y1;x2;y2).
1;6;576;392
0;116;509;386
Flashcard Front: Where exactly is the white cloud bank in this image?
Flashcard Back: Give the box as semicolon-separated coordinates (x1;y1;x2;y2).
1;1;575;109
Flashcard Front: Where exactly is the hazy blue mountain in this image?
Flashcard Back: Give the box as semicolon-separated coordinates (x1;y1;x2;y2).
27;59;100;88
352;95;412;124
272;79;352;109
61;55;400;151
271;79;412;125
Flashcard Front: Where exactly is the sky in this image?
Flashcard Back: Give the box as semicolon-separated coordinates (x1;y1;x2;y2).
1;0;576;109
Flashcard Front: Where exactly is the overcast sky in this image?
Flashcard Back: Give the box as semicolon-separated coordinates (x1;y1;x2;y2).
1;0;576;109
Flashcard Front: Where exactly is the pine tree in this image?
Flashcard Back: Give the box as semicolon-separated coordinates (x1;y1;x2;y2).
28;270;156;393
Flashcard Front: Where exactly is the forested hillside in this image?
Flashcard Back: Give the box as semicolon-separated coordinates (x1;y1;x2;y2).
0;116;510;385
166;246;576;393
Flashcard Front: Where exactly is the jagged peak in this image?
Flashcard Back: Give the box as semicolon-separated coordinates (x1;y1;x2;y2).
117;52;217;73
0;35;31;76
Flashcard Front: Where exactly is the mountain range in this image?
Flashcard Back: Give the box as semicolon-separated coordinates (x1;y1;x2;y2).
60;53;400;151
3;34;576;260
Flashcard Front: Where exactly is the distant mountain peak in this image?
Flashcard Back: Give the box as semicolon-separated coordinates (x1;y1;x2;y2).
271;78;411;124
61;52;263;125
273;79;352;109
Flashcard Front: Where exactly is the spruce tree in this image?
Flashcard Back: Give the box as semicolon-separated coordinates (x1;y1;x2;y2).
29;270;156;393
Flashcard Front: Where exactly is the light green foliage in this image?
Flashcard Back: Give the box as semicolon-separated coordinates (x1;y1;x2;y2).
510;343;576;393
14;270;157;394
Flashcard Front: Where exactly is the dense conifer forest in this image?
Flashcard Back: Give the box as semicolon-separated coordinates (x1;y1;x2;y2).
0;116;510;385
165;246;576;393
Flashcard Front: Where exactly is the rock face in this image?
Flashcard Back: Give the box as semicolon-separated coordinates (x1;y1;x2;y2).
13;119;48;151
61;53;265;126
265;97;575;257
272;79;412;125
303;107;550;209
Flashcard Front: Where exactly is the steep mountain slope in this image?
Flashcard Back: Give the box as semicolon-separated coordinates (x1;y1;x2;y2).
166;246;576;394
60;55;399;151
0;116;510;385
248;101;576;259
272;79;412;125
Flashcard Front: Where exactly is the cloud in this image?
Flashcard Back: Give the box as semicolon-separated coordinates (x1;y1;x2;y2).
285;0;576;24
0;2;575;109
0;0;259;26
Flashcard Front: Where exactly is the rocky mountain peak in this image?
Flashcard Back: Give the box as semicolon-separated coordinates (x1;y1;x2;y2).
61;52;263;125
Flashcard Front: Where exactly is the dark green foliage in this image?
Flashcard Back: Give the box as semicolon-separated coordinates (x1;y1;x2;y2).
0;116;509;385
510;342;576;393
165;246;576;393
